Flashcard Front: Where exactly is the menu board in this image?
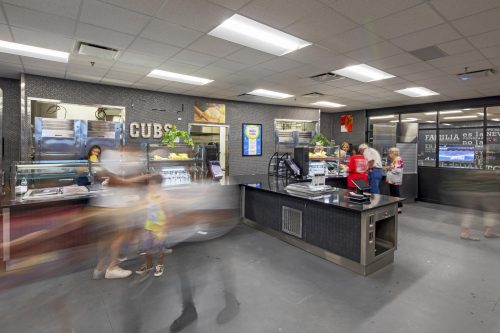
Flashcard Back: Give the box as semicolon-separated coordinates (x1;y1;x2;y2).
242;123;262;156
486;128;500;169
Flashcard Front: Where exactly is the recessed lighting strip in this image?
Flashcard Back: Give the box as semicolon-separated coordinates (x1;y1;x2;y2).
311;101;346;108
147;69;213;86
370;115;395;120
209;14;311;56
0;40;69;63
395;87;439;97
248;89;293;99
443;115;477;120
332;64;395;82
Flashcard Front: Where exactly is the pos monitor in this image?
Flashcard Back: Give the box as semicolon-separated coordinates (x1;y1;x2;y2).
352;179;371;195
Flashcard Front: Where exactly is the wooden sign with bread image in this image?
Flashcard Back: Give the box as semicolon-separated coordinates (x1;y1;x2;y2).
194;102;226;123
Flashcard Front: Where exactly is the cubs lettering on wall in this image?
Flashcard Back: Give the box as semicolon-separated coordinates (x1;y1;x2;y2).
129;122;173;138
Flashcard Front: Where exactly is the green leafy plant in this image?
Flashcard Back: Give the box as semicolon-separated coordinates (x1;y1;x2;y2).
161;125;194;148
310;133;332;147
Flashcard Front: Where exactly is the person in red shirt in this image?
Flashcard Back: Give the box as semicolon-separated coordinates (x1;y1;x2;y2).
347;147;368;190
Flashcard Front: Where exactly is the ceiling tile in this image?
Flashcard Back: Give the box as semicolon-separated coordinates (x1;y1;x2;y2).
66;63;109;77
4;4;75;37
0;24;13;41
208;0;251;10
127;38;181;59
187;35;242;57
225;48;275;65
80;0;150;35
210;58;249;71
0;53;22;65
254;57;304;72
367;53;420;70
489;57;500;67
21;57;67;71
481;45;500;59
24;67;66;78
284;6;357;42
366;4;444;39
387;62;434;76
69;54;115;69
390;24;461;51
133;77;168;89
99;0;165;16
110;62;151;75
404;69;448;81
118;50;171;67
75;23;135;50
65;73;102;83
345;41;404;63
239;0;325;29
104;70;144;82
11;27;75;52
286;64;326;78
157;85;191;94
427;50;486;68
468;29;500;49
451;7;500;36
322;0;424;24
285;45;356;70
3;0;81;19
318;27;383;54
157;60;202;74
437;39;474;55
192;66;234;79
100;77;134;87
141;19;204;48
439;60;493;75
169;49;218;67
155;0;233;33
430;0;500;20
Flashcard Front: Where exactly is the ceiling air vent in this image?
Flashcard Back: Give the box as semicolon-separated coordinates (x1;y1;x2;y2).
77;42;119;60
309;72;344;83
302;92;324;98
409;45;447;61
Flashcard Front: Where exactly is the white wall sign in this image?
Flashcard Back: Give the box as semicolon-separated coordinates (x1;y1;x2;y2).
129;122;173;138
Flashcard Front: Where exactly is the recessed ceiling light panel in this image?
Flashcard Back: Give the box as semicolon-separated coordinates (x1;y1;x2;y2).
443;115;477;120
311;101;345;108
208;14;311;56
370;115;396;120
248;89;293;99
0;39;69;63
424;110;462;115
147;69;213;85
395;87;439;97
332;64;395;82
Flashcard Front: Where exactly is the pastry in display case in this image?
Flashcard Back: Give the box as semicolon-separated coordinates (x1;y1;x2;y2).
308;145;348;177
145;143;204;186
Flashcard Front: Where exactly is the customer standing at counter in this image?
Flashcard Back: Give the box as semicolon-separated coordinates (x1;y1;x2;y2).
385;147;404;213
347;147;368;190
87;145;102;163
358;143;383;194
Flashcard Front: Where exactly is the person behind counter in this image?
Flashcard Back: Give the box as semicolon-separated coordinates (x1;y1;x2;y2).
87;145;102;163
347;147;368;190
339;142;350;159
358;143;383;194
385;147;404;213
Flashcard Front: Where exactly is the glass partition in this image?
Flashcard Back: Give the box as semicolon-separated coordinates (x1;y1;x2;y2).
438;108;484;128
487;106;500;126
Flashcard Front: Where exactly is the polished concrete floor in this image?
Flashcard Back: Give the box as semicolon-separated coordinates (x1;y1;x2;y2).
0;202;499;333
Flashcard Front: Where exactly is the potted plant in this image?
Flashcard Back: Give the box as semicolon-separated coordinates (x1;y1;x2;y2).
310;133;332;147
161;125;194;148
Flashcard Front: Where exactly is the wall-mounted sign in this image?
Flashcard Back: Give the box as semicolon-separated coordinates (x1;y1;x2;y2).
242;123;262;156
194;102;226;123
340;114;353;132
129;122;173;139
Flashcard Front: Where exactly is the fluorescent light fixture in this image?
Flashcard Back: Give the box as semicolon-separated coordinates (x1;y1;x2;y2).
425;110;462;115
492;118;500;121
197;231;208;235
477;112;484;115
426;121;436;123
208;14;311;56
0;39;69;63
311;101;346;108
147;69;213;85
402;118;419;122
389;120;399;123
442;123;451;126
395;87;439;97
332;64;395;82
443;115;477;120
30;98;62;103
248;89;293;99
370;115;395;120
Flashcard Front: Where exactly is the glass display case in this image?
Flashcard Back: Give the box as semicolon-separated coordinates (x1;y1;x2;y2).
10;160;92;201
145;143;204;186
308;145;349;177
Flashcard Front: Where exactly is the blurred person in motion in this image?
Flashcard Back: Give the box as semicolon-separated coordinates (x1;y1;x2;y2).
346;146;368;190
385;147;404;213
358;143;383;194
440;170;500;240
87;145;102;163
135;174;172;277
90;148;155;279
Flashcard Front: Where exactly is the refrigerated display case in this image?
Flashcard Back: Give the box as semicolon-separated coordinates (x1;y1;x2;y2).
308;145;348;177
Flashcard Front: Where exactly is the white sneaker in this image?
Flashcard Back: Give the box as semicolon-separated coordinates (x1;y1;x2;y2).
105;266;132;279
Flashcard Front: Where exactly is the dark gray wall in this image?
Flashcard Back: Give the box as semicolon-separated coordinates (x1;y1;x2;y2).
23;75;319;176
0;78;21;170
320;110;366;147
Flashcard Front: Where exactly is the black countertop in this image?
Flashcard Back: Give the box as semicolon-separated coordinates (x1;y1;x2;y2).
228;174;404;212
